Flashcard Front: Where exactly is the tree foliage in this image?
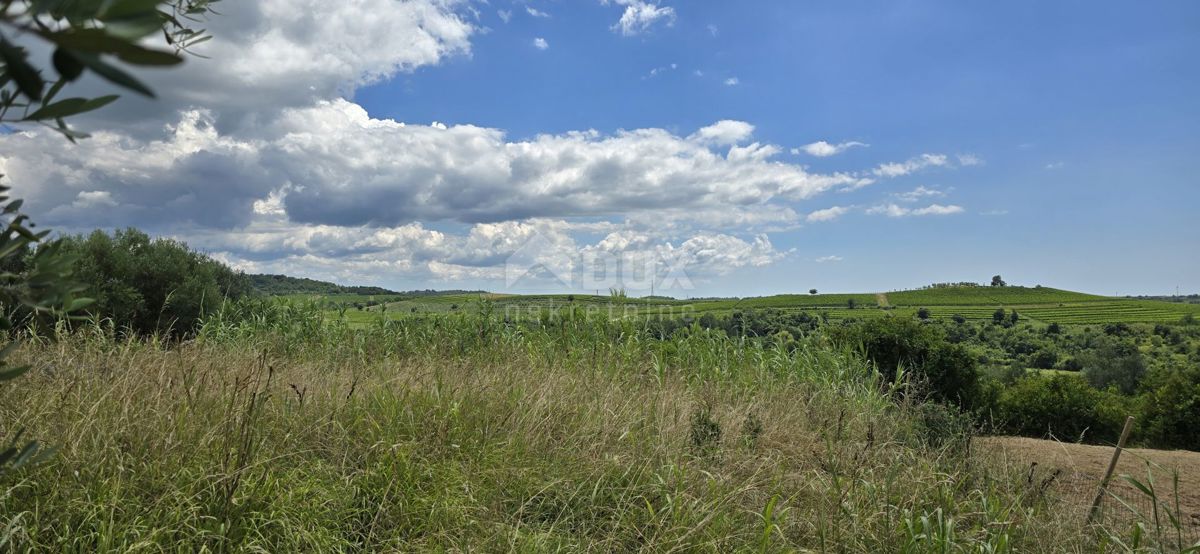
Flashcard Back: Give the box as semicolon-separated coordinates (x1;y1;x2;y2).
1;0;218;475
832;317;980;409
0;183;92;475
58;228;249;337
1;0;218;138
996;374;1129;443
1079;339;1147;395
1137;366;1200;449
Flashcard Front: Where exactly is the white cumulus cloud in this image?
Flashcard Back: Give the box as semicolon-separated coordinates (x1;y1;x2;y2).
35;0;476;136
805;206;850;223
872;154;950;178
605;0;676;36
867;203;965;217
794;140;867;157
1;104;869;233
893;186;946;202
0;0;985;289
688;120;754;145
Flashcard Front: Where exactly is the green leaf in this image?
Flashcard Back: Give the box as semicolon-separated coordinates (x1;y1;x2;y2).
0;39;44;101
1120;474;1154;498
40;29;182;67
52;49;85;81
10;440;41;469
0;364;31;382
66;297;95;311
39;28;131;53
100;0;167;21
114;46;182;66
105;16;171;42
42;79;68;105
72;53;156;97
23;96;119;121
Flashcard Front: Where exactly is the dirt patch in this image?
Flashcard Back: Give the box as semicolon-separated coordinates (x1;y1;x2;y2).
875;293;890;307
980;436;1200;532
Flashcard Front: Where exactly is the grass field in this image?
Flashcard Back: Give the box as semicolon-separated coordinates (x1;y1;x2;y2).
3;311;1185;551
326;286;1200;327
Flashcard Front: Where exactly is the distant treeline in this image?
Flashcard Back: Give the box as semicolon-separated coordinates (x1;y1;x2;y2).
247;273;485;298
3;228;489;337
247;274;399;296
922;282;983;289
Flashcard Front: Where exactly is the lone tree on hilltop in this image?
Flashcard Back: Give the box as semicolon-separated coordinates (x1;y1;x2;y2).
991;275;1006;287
809;289;817;295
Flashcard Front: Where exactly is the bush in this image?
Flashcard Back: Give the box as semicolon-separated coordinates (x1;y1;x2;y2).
58;228;250;337
914;402;972;450
834;318;980;408
996;375;1129;443
1080;340;1146;394
1137;367;1200;450
1058;357;1084;372
689;405;722;452
1028;348;1059;370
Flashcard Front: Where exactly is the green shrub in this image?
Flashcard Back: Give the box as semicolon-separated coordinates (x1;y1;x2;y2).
1080;339;1146;394
996;375;1129;443
58;228;250;337
689;405;722;452
833;318;980;409
1058;357;1083;372
1137;367;1200;449
1027;348;1058;370
914;402;972;450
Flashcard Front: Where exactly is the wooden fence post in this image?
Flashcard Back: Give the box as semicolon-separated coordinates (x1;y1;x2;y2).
1086;416;1135;524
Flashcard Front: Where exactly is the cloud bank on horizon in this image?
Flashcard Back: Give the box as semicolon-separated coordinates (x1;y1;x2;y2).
4;0;1195;294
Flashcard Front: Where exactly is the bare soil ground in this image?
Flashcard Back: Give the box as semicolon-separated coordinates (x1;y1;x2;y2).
980;437;1200;534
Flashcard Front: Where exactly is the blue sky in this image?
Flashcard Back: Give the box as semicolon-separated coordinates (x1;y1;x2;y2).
3;1;1197;296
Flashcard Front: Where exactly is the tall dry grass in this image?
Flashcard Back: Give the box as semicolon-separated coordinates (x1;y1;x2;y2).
0;308;1142;551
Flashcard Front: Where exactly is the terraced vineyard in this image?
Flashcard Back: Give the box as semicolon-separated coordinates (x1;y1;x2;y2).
884;286;1104;306
1017;301;1200;324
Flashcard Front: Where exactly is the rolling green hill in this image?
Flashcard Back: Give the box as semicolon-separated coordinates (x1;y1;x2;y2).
270;282;1200;326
